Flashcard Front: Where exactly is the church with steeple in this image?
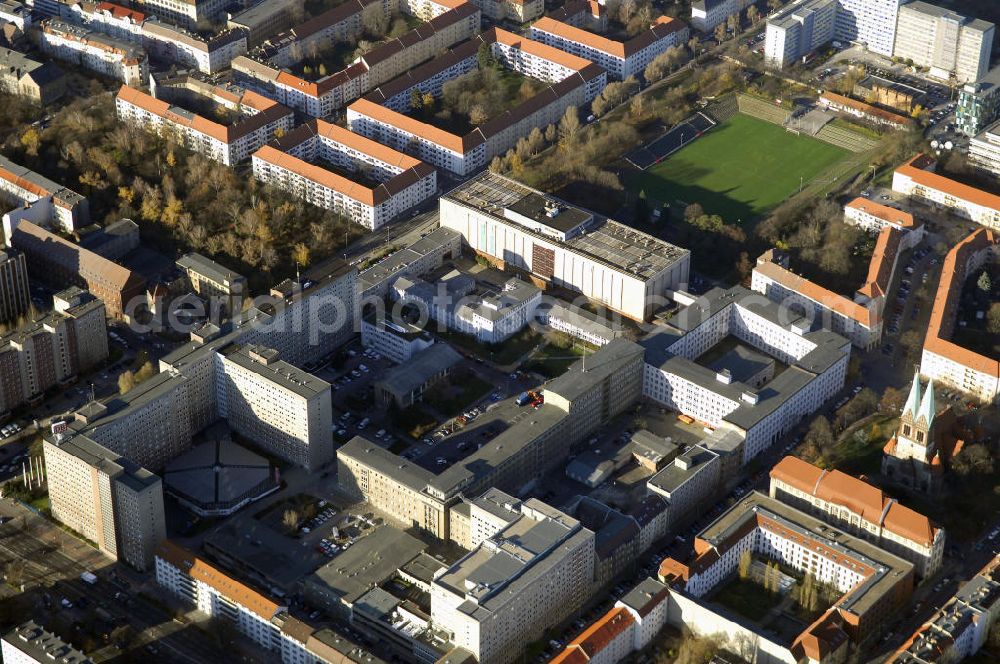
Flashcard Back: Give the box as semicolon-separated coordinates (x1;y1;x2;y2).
882;371;957;494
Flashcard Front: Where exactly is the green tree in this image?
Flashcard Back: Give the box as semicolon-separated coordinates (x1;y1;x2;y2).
559;106;581;142
738;549;752;580
977;271;992;292
987;303;1000;335
477;42;495;70
118;370;136;395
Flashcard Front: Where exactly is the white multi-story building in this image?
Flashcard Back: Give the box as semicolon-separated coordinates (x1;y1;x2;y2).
216;344;333;471
641;287;851;462
2;622;93;664
752;212;919;351
140;20;246;73
893;154;1000;230
843;196;920;233
252;119;436;230
529;3;689;81
360;315;434;364
347;29;605;176
431;500;595;664
136;0;229;29
889;555;1000;664
765;0;839;68
690;0;754;33
920;228;1000;404
62;1;146;42
39;18;148;86
765;0;902;68
116;82;294;166
439;171;690;321
661;492;915;652
156;540;288;649
43;431;165;571
395;273;542;344
770;455;945;577
893;1;994;84
0;153;88;232
0;0;32;31
835;0;903;56
969;120;1000;178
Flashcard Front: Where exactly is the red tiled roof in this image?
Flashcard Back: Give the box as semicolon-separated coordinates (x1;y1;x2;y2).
820;92;912;126
770;456;938;546
923;228;1000;378
156;540;282;619
845;197;916;229
95;2;145;23
896;154;1000;212
570;607;634;657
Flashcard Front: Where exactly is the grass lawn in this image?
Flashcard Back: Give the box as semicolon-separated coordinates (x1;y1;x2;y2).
712;578;782;621
523;342;594;378
438;327;540;366
423;371;492;417
826;415;897;476
631;114;849;222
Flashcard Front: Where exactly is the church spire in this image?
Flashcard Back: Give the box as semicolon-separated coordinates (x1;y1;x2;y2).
917;378;936;427
903;370;921;418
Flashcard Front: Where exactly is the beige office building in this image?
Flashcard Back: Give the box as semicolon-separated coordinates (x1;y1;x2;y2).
43;432;165;571
893;2;994;83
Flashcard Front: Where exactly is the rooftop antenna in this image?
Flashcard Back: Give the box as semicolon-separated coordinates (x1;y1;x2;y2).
90;382;96;404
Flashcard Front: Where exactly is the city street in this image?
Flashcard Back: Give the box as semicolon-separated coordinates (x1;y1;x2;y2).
0;499;269;663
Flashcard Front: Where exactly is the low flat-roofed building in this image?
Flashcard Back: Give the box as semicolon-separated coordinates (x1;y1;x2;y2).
226;0;299;47
305;525;427;617
431;499;595;664
162;436;278;517
646;444;720;529
395;272;541;344
0;45;65;105
359;225;462;300
535;297;624;346
252;119;436;230
361;312;434;364
373;343;462;408
770;455;945;577
440;171;690;321
1;621;92;664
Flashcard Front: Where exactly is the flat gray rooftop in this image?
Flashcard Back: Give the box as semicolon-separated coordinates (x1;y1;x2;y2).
309;526;426;605
444;172;688;280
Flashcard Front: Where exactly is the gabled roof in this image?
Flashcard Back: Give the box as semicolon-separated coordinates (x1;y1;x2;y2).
896;154;1000;211
903;371;922;419
770;455;938;546
922;228;1000;378
156;540;283;619
570;607;634;657
845;197;916;229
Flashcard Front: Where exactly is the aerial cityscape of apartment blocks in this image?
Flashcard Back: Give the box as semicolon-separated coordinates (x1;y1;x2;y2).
0;0;997;660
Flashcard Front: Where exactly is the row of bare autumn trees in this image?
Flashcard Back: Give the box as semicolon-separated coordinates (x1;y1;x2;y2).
2;93;357;289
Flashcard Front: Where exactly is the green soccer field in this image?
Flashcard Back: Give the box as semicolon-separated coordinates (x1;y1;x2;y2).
631;114;849;223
